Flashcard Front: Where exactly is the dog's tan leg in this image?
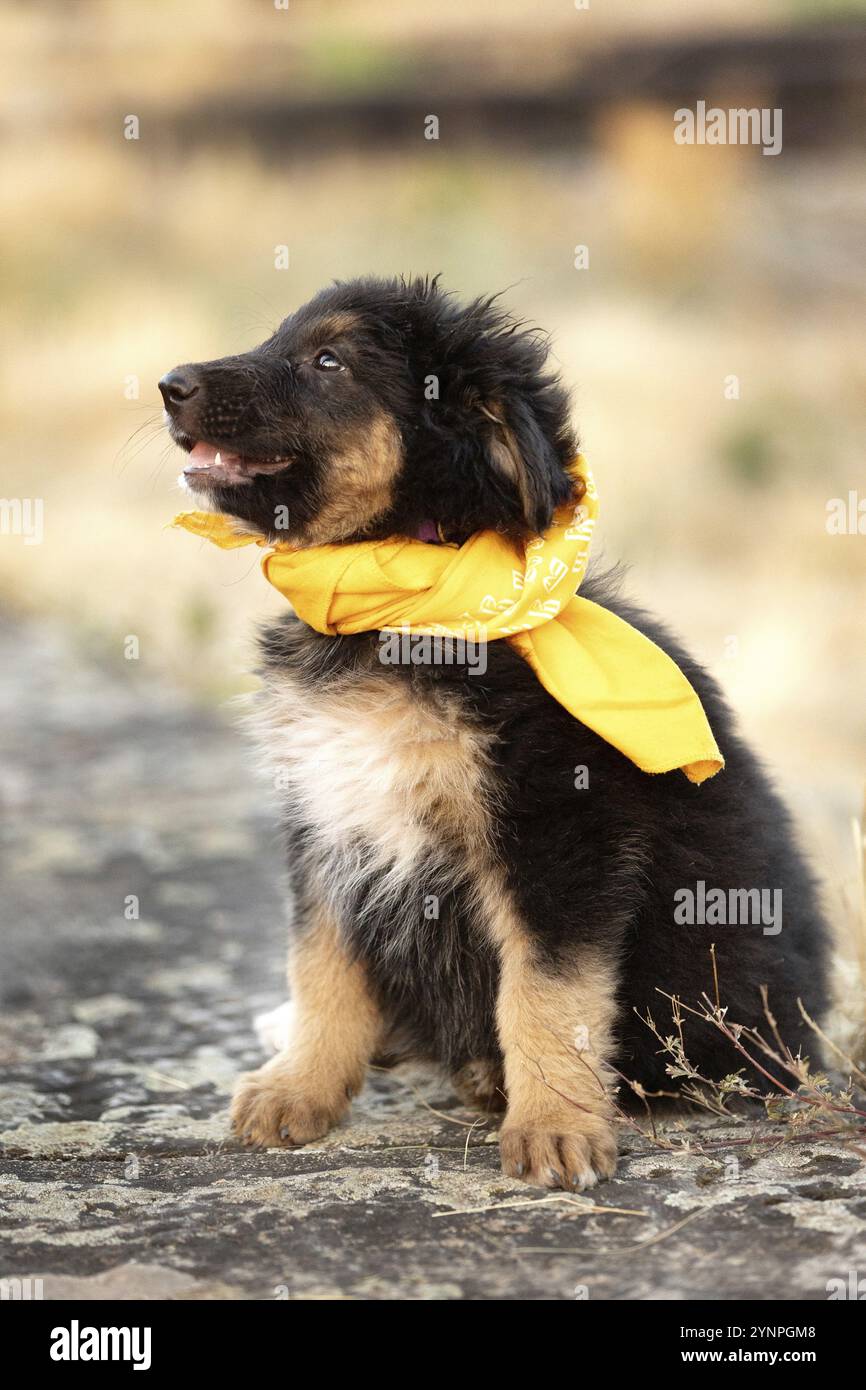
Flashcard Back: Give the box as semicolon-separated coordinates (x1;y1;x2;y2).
451;1058;506;1113
489;897;619;1189
231;906;383;1148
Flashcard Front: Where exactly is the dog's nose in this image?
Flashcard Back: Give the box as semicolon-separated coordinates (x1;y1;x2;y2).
158;369;200;410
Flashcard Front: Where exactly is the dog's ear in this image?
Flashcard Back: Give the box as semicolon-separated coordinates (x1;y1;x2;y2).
433;290;578;537
478;395;573;535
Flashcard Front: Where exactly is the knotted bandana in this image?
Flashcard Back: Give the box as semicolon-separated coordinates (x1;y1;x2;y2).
173;458;723;783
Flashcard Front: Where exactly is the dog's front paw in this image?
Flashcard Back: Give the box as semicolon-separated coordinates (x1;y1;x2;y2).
230;1062;349;1149
499;1114;617;1190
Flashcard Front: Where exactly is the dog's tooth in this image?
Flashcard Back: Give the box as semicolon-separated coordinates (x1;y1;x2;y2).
214;451;222;466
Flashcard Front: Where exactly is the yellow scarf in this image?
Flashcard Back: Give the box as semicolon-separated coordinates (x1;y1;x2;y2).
173;458;723;783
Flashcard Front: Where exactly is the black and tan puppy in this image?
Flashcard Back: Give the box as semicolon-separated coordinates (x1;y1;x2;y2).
161;276;828;1188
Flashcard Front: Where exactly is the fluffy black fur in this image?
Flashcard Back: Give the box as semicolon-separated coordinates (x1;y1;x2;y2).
260;598;829;1089
163;275;830;1092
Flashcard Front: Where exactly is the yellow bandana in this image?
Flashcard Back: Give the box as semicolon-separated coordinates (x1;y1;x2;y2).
173;458;723;783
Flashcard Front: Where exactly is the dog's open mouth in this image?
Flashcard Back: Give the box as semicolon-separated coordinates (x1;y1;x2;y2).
179;439;291;488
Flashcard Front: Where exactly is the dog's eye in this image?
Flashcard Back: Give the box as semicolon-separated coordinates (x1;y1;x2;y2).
313;349;344;372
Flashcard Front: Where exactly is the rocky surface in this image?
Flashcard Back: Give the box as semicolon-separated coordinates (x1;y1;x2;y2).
1;617;864;1301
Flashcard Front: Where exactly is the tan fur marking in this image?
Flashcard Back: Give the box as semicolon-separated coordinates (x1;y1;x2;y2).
452;1057;506;1113
482;882;619;1188
302;411;403;544
485;412;540;528
308;312;360;343
230;904;383;1148
482;397;586;516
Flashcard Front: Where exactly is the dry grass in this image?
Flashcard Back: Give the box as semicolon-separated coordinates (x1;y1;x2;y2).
826;798;866;1065
619;967;866;1159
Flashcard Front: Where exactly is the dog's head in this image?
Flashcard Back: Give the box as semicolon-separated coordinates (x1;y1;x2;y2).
161;277;578;546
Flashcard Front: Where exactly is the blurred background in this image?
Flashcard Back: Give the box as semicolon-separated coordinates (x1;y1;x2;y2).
1;0;864;997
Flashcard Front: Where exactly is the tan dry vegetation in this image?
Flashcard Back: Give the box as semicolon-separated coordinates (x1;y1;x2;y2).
0;3;863;1002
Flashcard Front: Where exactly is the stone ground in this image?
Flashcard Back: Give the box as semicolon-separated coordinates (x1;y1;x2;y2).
1;616;865;1302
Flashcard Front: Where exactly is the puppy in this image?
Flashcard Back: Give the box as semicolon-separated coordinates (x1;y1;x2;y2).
161;276;829;1188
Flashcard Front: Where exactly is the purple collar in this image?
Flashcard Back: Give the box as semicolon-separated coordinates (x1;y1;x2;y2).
416;519;440;544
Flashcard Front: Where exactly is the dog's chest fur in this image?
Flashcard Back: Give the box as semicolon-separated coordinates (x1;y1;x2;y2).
249;643;502;1065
